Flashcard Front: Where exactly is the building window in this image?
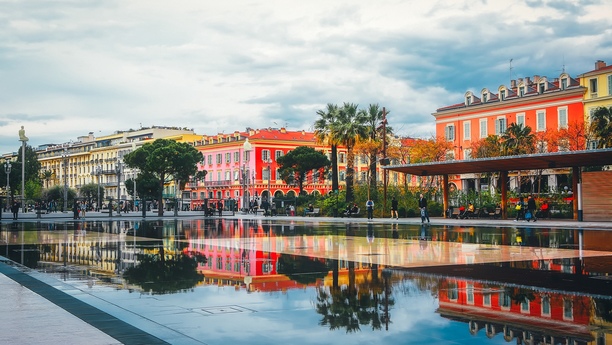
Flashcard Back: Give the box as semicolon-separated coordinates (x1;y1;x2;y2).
465;95;472;105
225;171;231;180
466;284;474;304
339;170;345;181
339;152;346;164
482;93;488;103
558;107;568;129
234;151;239;162
537;110;546;131
516;113;525;128
445;125;455;141
217;171;221;181
608;75;612;95
563;299;573;320
542;296;551;316
216;154;222;164
519;86;525;97
479;119;488;138
495;117;507;135
464;148;472;160
590;78;598;96
500;89;506;101
262;149;270;162
275;150;283;159
463;121;471;141
499;292;511;309
233;170;239;181
225;152;231;163
538;83;545;94
561;78;568;90
483;293;491;307
521;298;530;313
207;154;212;165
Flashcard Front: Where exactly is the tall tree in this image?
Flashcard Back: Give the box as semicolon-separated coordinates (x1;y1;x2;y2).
501;123;536;156
588;106;612;148
276;146;331;195
359;104;392;201
123;139;203;216
333;103;368;202
314;104;340;193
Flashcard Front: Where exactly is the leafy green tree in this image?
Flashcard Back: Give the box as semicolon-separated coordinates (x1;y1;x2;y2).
469;135;502;158
501;123;536;156
589;106;612;148
315;103;340;193
0;145;41;200
25;180;42;201
333;103;368;202
79;183;104;206
42;185;77;208
123;139;203;216
276;146;331;195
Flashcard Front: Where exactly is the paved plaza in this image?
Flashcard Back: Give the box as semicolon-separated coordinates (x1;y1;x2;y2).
1;211;611;344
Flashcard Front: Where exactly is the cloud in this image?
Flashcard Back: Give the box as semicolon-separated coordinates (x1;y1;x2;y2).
0;0;611;154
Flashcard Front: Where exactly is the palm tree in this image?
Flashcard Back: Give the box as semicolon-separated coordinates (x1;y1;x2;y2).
359;104;393;201
41;170;53;189
333;103;368;202
589;106;612;148
501;123;536;156
314;104;340;194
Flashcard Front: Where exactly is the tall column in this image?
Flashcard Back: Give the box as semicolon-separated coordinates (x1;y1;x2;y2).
500;171;508;220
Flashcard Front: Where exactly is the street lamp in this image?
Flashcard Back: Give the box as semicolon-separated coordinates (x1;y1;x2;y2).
265;159;273;203
61;148;69;212
116;159;122;216
242;138;252;213
4;159;11;206
18;126;28;213
92;165;102;211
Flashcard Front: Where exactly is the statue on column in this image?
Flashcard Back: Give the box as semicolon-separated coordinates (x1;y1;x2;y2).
18;126;28;141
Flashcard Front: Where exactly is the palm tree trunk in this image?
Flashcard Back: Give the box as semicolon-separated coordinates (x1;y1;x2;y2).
369;152;377;200
345;144;355;202
331;144;339;192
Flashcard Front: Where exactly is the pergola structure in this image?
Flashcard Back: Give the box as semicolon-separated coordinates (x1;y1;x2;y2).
384;149;612;220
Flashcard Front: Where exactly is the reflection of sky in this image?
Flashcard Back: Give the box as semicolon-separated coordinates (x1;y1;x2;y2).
35;269;509;345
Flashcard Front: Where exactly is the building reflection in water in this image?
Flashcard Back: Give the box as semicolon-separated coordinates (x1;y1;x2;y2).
1;219;612;343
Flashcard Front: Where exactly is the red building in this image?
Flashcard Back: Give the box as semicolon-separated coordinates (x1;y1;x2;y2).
433;72;586;193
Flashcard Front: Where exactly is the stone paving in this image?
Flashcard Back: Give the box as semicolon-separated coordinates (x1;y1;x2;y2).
1;210;611;344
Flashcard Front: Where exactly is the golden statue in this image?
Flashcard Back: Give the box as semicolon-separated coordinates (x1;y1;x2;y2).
19;126;28;141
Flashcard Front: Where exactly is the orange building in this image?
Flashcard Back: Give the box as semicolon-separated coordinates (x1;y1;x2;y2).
433;72;586;192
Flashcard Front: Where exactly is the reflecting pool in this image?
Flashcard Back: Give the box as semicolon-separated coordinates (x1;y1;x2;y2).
2;219;612;345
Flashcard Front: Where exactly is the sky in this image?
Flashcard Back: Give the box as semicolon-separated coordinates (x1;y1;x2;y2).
1;0;611;155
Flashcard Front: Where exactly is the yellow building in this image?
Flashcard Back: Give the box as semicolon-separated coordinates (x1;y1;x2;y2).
579;60;612;146
37;126;201;209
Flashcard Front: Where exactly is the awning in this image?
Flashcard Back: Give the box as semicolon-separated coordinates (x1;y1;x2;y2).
385;149;612;176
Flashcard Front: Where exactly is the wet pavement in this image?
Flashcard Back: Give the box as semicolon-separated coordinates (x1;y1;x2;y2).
2;211;612;344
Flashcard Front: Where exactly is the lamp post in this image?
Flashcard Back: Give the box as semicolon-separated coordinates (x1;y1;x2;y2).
18;126;28;213
61;148;69;212
116;159;122;216
266;159;273;202
94;165;102;211
4;159;11;207
242;138;252;213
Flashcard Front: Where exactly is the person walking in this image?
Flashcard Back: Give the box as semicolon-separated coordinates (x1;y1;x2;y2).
11;201;19;220
366;198;374;220
526;195;537;222
418;193;430;224
514;197;525;221
270;201;277;216
391;197;399;220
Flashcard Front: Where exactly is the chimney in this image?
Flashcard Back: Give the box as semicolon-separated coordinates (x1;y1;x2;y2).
280;128;286;133
596;60;607;70
510;80;516;88
533;75;540;83
525;77;531;85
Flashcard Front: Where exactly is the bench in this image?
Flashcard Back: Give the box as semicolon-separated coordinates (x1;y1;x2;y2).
304;208;320;217
341;208;360;218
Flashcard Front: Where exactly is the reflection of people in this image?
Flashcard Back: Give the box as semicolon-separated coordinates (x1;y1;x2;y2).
18;126;28;141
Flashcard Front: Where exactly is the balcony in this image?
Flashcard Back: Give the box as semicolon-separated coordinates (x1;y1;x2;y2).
202;180;233;187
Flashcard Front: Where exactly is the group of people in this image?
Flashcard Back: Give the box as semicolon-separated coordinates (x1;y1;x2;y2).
515;195;547;222
351;193;431;223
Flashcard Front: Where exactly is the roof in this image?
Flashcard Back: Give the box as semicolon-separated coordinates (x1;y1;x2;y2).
385;149;612;176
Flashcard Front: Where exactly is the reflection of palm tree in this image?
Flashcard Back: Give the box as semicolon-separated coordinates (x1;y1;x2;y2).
315;262;394;332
